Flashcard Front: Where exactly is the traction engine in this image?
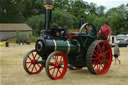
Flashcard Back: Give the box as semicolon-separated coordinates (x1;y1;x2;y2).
23;0;112;80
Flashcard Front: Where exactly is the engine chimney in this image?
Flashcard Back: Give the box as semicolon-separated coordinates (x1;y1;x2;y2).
43;0;53;38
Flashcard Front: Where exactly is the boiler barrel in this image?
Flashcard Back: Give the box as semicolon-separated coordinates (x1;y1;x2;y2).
35;38;80;57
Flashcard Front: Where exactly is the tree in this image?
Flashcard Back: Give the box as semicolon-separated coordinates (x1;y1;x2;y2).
0;0;25;23
86;14;107;31
0;0;45;23
96;5;105;16
110;15;123;33
27;14;45;36
52;10;78;29
106;4;128;33
54;0;70;10
22;0;45;19
69;0;88;17
86;2;97;15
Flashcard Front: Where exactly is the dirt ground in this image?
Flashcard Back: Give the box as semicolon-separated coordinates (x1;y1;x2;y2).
0;43;128;85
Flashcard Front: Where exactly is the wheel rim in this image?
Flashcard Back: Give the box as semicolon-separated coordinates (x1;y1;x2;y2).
92;41;112;75
23;49;43;74
46;51;68;80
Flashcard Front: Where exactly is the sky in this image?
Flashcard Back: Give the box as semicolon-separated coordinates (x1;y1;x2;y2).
84;0;128;11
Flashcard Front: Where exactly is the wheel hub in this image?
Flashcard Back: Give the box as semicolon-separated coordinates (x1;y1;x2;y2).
31;60;36;64
58;64;62;68
54;63;61;68
100;56;104;60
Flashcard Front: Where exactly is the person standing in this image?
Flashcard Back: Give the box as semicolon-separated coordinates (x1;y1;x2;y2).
114;43;121;64
98;22;111;42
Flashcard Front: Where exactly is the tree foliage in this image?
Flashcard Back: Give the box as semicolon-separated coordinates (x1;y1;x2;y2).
106;4;128;33
27;14;45;35
0;0;128;35
52;10;78;29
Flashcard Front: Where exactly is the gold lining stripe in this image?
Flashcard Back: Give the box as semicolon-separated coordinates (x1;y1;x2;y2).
44;5;53;9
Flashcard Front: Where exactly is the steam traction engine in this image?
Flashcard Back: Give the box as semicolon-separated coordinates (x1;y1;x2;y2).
23;0;112;80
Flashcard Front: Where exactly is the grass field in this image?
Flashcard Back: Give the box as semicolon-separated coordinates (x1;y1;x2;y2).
0;43;128;85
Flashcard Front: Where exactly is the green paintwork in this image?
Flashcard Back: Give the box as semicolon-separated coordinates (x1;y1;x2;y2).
55;40;80;55
55;40;68;54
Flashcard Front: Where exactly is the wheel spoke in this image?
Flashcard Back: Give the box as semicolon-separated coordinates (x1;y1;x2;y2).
60;56;63;62
53;56;57;62
93;60;100;68
56;55;58;61
103;60;110;63
26;62;31;63
35;53;37;58
58;69;62;74
52;68;55;76
27;63;32;69
94;50;99;56
103;56;107;58
93;53;99;58
56;69;59;77
97;64;100;72
28;56;32;61
59;61;64;64
49;67;55;70
50;62;55;66
98;43;101;53
92;60;96;65
31;65;35;72
100;61;104;69
93;64;96;68
92;58;99;60
104;50;111;55
35;65;38;72
60;66;64;70
37;64;41;68
36;56;40;61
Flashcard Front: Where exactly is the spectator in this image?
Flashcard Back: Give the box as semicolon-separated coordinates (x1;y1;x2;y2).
98;22;111;42
114;43;121;64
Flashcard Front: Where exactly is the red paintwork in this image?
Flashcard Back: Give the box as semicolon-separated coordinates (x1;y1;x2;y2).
48;52;68;80
67;33;79;40
25;50;43;74
92;41;112;75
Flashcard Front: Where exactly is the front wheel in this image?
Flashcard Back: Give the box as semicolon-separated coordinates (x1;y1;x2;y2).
45;51;68;80
86;40;112;75
23;49;43;74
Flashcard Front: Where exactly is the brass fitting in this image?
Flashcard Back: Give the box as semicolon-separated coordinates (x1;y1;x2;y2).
44;5;53;9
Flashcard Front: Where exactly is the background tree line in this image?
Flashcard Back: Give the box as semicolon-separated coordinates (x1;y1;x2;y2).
0;0;128;35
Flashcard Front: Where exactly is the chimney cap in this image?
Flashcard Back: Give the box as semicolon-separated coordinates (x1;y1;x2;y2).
44;0;53;5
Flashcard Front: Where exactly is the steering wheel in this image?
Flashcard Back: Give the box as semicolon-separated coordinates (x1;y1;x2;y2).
79;23;97;36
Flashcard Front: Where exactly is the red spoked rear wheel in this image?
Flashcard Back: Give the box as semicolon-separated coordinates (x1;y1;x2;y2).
45;51;68;80
86;40;112;75
23;49;43;74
